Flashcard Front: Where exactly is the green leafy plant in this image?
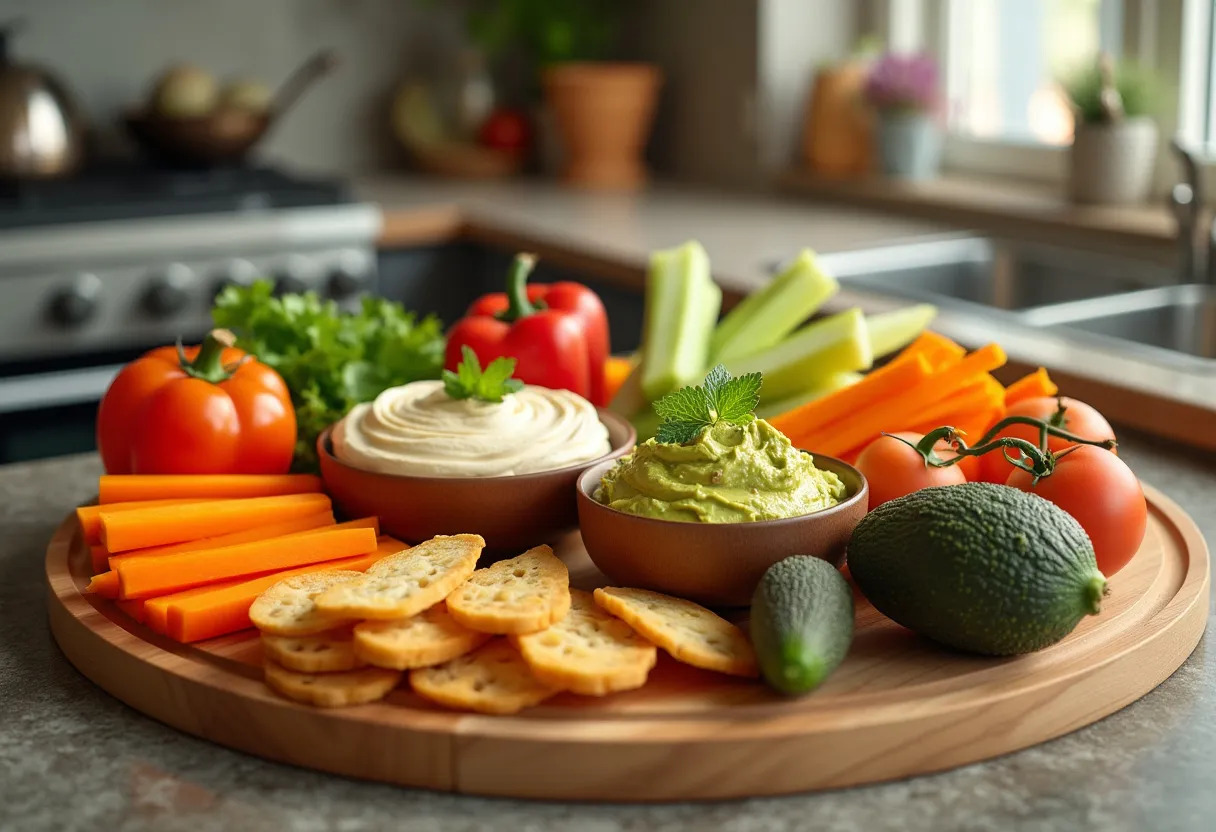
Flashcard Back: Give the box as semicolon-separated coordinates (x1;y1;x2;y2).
1063;59;1159;124
443;345;524;403
460;0;620;67
654;364;763;445
212;281;445;471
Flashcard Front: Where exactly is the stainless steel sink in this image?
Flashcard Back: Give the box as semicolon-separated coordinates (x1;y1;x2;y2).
815;236;1172;313
1028;284;1216;364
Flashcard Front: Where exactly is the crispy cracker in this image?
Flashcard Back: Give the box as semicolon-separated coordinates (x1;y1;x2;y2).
593;587;758;678
515;589;656;695
261;630;364;673
249;570;364;636
409;639;559;715
353;603;490;670
314;534;483;620
446;545;571;635
263;661;401;708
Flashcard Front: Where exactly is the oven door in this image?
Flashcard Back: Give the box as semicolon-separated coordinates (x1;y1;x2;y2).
0;359;126;464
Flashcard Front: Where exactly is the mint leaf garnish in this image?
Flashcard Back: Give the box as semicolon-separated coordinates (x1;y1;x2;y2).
443;345;524;403
654;364;763;444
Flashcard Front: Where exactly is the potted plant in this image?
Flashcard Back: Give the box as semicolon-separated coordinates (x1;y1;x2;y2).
460;0;661;190
1064;54;1159;205
863;53;941;180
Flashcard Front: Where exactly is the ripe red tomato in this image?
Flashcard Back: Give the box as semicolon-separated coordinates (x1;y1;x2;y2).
478;108;531;155
976;396;1115;483
856;431;967;510
1006;445;1146;576
97;332;296;475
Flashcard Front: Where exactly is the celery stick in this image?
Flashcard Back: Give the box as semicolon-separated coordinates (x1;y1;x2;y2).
723;308;873;402
639;241;722;401
754;372;863;420
866;304;937;358
710;249;839;363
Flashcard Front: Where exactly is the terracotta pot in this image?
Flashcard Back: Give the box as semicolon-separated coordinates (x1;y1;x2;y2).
1068;118;1159;205
542;63;662;190
803;62;873;178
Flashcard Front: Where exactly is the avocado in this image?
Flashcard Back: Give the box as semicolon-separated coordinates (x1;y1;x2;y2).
750;555;854;695
847;483;1107;656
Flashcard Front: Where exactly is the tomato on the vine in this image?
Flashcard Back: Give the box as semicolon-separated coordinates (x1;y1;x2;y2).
1006;445;1145;576
856;431;967;510
977;396;1115;483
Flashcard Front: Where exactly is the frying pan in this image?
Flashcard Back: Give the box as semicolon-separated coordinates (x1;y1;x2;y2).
125;50;337;166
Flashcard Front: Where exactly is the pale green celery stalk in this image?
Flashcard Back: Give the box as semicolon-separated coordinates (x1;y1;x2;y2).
710;249;839;363
639;241;722;401
723;307;873;402
866;304;937;358
754;372;863;420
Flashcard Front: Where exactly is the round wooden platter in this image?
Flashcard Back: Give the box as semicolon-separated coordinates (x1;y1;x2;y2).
47;485;1209;802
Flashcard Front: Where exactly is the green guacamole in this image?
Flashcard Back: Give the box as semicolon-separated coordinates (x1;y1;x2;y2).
597;419;846;523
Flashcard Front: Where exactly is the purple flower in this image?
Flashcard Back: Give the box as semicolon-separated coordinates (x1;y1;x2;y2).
864;53;939;112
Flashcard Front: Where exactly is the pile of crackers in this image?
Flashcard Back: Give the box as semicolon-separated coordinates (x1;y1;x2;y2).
251;534;759;713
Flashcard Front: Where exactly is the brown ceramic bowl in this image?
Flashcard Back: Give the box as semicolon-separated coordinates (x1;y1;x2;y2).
576;454;868;607
318;408;635;553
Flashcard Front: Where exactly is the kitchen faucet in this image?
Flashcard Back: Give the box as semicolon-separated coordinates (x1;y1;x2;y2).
1169;138;1211;283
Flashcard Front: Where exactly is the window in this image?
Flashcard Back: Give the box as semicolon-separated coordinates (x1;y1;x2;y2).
876;0;1206;181
944;0;1121;146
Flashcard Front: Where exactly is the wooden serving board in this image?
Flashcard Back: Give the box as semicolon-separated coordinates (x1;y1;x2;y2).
46;485;1209;802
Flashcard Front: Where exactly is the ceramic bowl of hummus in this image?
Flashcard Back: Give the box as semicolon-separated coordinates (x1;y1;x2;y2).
318;379;635;552
575;422;868;606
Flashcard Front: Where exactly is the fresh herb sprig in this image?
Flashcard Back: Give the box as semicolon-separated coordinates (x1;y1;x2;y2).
654;364;763;444
443;345;525;403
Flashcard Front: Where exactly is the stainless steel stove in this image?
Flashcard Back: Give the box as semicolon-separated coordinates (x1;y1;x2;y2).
0;165;381;463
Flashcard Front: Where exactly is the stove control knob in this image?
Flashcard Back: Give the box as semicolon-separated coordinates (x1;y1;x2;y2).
143;264;193;318
47;273;102;327
211;259;258;301
273;272;308;297
326;266;363;300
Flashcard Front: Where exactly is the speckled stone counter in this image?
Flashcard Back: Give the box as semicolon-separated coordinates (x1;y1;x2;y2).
2;433;1212;832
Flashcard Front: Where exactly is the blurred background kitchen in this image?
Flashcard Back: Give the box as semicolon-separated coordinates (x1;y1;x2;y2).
0;0;1211;464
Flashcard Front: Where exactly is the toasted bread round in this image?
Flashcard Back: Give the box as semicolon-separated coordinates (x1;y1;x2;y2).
446;545;571;635
314;534;484;620
409;639;558;715
249;570;364;636
515;589;656;695
263;661;402;708
593;587;758;678
261;630;364;673
353;604;490;670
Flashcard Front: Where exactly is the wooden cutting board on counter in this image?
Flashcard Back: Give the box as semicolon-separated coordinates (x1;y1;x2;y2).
45;484;1209;802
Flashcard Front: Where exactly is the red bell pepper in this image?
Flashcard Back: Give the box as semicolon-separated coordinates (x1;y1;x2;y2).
445;253;610;404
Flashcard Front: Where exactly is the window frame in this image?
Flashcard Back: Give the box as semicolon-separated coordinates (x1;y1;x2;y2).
868;0;1193;187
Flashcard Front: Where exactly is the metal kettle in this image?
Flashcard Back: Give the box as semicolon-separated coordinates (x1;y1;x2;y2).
0;22;84;178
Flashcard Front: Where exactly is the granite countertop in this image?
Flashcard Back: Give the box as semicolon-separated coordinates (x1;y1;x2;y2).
2;431;1212;832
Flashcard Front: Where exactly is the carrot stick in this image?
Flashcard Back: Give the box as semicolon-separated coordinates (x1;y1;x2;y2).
163;540;404;643
98;474;323;504
893;331;966;370
106;511;335;568
1004;367;1058;406
115;599;147;625
86;570;120;598
799;343;1007;457
906;375;1005;432
772;354;931;438
77;499;216;546
90;545;110;575
116;526;376;599
100;493;331;553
